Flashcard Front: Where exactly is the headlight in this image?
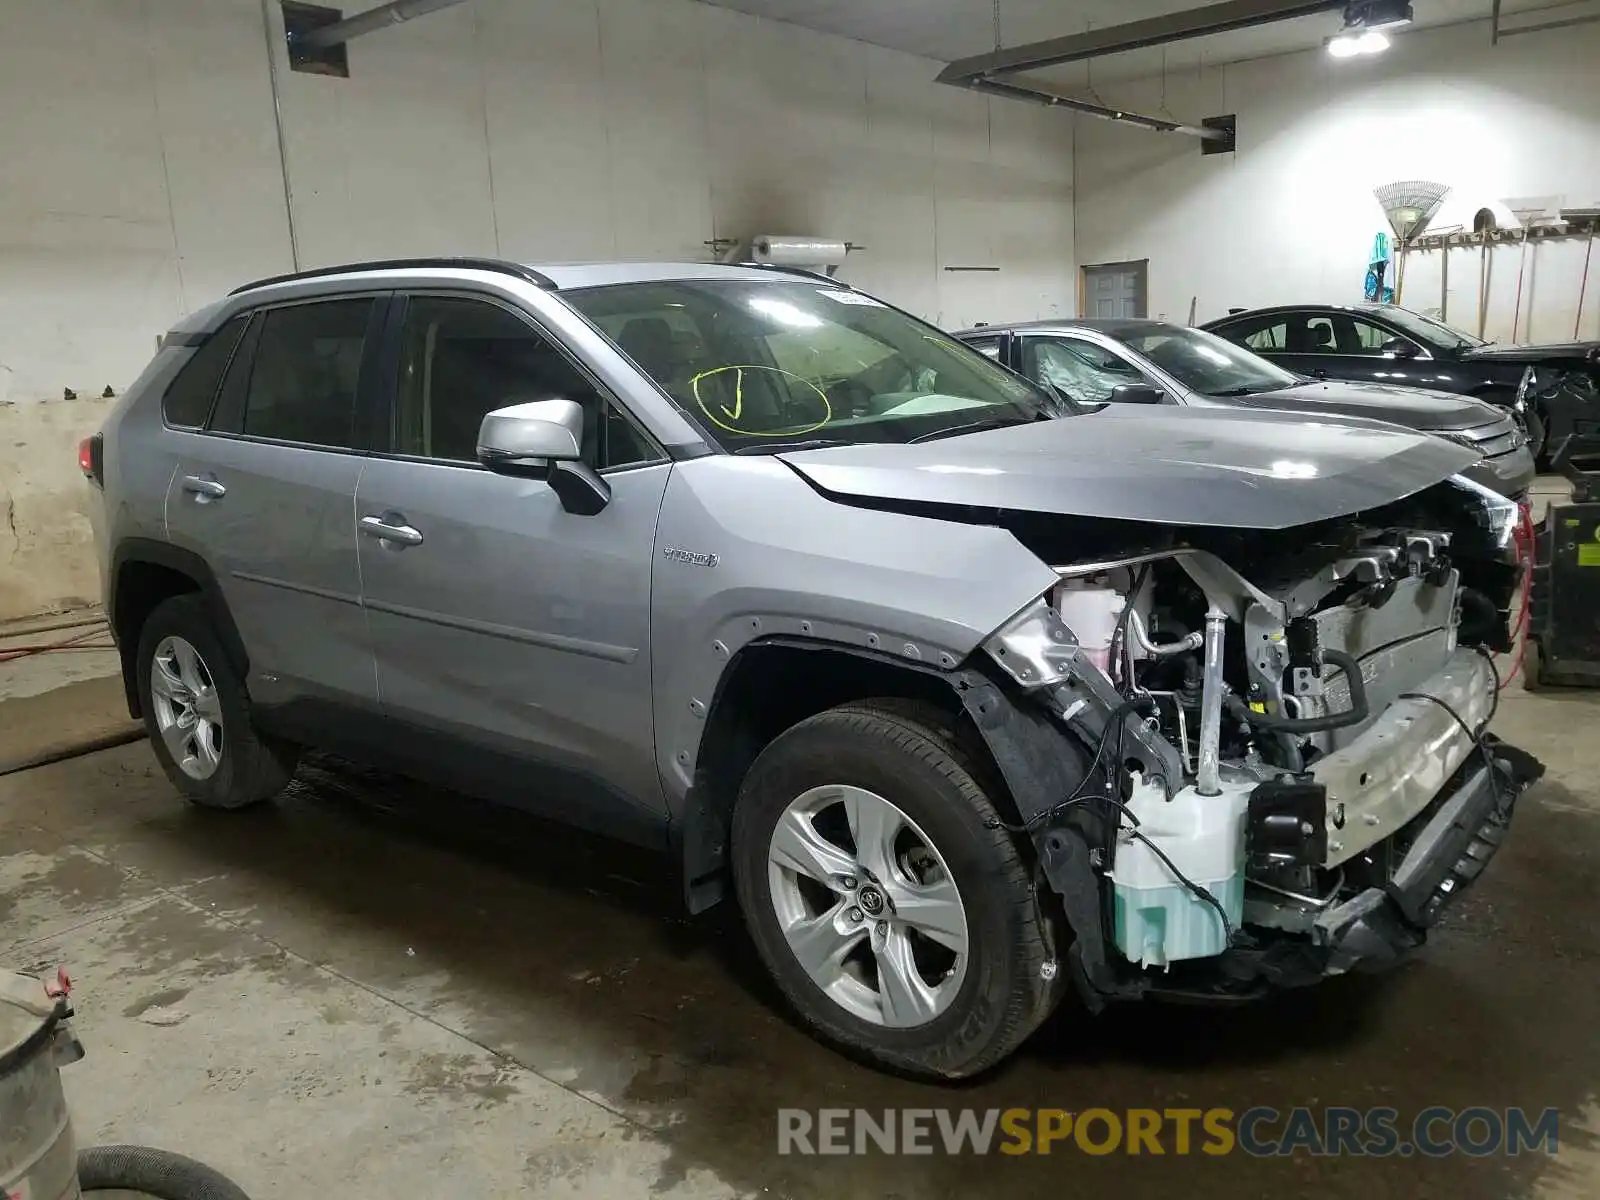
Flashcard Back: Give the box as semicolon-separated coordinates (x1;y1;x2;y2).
1449;472;1518;551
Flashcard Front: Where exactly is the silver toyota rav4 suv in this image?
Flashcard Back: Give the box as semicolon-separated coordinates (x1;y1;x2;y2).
85;259;1542;1078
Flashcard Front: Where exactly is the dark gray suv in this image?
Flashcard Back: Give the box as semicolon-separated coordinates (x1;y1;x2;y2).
83;259;1540;1078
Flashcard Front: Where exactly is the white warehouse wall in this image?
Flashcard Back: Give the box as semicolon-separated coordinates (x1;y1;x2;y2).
0;0;1074;621
1072;15;1600;338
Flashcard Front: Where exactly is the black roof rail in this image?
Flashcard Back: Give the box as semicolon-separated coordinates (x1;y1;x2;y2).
734;261;851;287
228;257;557;296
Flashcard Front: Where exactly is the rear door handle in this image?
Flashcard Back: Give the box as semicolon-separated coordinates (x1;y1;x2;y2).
359;513;424;547
180;474;226;501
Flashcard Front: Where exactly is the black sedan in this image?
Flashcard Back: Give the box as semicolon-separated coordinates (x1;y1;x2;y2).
956;318;1535;498
1200;302;1600;462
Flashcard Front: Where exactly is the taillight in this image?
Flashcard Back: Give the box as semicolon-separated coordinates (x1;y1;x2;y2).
78;433;103;487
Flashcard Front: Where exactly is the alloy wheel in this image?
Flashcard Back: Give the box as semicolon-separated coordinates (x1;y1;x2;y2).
148;635;224;781
766;784;969;1027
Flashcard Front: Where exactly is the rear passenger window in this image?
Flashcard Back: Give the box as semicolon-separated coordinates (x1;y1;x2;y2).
1242;322;1287;351
162;316;248;428
242;299;373;448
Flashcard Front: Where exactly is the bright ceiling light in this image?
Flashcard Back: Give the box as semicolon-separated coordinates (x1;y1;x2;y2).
1329;0;1408;55
1327;28;1391;56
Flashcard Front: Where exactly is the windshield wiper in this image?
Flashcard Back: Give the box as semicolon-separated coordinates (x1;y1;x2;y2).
1044;383;1083;415
907;415;1038;443
731;438;857;456
1209;385;1268;397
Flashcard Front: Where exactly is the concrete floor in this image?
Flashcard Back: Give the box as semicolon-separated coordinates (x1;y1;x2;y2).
0;610;119;702
1;488;1595;1199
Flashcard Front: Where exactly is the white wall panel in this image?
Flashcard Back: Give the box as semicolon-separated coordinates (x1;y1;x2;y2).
276;1;498;263
478;0;615;261
1072;17;1600;337
0;0;1074;619
601;0;714;261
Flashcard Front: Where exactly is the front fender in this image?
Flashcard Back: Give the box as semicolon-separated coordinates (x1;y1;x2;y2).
648;456;1060;809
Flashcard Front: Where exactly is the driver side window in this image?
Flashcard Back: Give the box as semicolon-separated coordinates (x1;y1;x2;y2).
1347;317;1418;356
1026;337;1145;403
395;295;656;469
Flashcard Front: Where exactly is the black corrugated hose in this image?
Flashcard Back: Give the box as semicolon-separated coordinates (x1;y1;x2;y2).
1224;648;1370;736
77;1146;251;1199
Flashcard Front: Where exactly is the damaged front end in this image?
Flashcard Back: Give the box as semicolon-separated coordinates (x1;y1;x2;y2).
963;475;1545;1006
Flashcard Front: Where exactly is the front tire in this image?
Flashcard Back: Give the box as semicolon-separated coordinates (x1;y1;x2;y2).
136;595;297;809
731;700;1063;1079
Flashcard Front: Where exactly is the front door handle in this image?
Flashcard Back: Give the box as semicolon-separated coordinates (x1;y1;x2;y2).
359;513;424;547
180;474;226;501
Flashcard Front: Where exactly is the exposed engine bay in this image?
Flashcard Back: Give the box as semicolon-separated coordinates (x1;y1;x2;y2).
977;475;1544;1003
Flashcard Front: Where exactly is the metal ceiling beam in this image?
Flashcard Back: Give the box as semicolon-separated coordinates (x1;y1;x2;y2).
1495;10;1600;36
936;0;1342;80
295;0;471;50
960;73;1230;140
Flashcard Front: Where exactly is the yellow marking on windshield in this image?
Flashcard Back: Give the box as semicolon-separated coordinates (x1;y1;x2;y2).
689;364;833;437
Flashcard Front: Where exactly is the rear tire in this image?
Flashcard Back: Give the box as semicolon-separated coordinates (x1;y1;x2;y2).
136;594;296;809
731;699;1064;1079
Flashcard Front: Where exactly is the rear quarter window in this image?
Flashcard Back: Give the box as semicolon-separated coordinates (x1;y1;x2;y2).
161;316;249;428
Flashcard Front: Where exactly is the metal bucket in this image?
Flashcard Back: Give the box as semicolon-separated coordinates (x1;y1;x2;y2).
0;970;82;1200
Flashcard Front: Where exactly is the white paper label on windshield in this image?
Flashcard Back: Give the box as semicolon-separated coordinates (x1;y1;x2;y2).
818;289;884;306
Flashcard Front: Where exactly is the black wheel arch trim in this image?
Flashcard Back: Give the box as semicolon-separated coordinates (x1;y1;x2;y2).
109;539;249;718
952;668;1133;1008
675;635;968;913
672;639;1108;988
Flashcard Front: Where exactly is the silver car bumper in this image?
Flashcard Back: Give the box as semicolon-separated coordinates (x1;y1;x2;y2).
1311;648;1495;868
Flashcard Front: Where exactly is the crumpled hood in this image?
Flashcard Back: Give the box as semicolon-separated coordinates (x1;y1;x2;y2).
778;406;1478;531
1213;379;1504;432
1462;341;1600;364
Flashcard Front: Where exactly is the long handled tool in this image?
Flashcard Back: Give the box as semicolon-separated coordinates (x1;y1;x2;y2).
1576;227;1595;340
1373;180;1450;309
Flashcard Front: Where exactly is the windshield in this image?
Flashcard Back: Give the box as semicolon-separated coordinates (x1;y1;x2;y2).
1107;324;1298;395
563;280;1053;452
1375;306;1488;349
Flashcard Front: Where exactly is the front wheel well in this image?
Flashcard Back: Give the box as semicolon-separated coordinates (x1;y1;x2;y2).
679;641;1015;911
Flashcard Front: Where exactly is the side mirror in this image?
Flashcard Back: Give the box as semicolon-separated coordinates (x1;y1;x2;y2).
1108;383;1165;405
1381;338;1418;360
477;399;611;516
478;399;584;463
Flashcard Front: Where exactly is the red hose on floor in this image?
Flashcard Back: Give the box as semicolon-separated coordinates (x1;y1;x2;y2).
0;624;114;664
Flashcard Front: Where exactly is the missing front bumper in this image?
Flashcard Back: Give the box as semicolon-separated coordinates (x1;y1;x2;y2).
1313;737;1543;975
1113;736;1543;1002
